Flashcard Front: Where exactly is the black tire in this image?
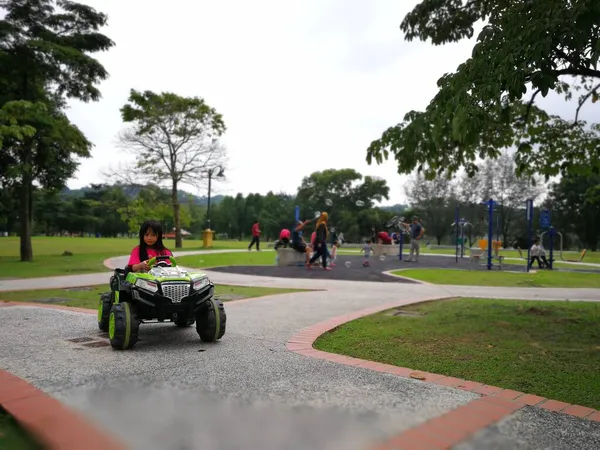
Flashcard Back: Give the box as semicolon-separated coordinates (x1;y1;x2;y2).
98;292;112;332
196;298;226;342
174;317;195;327
108;302;139;350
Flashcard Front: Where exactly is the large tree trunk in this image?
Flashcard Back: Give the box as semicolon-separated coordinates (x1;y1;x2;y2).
172;180;182;248
19;172;33;261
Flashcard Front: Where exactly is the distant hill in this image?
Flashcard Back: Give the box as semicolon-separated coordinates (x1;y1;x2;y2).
378;204;409;213
61;185;224;206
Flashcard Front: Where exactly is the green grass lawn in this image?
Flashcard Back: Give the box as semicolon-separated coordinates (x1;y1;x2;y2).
0;409;40;450
314;297;600;409
393;269;600;288
0;284;308;309
0;236;253;279
176;251;275;268
337;247;599;269
424;246;598;264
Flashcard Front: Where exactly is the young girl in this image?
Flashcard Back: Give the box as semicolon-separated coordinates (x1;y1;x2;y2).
308;212;330;270
362;240;373;267
329;240;339;267
127;220;173;272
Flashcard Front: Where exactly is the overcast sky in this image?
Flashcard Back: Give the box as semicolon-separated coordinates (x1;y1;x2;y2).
65;0;591;205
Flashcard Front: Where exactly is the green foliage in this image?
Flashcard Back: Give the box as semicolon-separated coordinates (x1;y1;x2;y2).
119;89;226;184
0;0;114;104
547;173;600;251
0;0;114;260
295;169;392;239
0;101;38;147
367;0;600;180
118;185;192;234
118;88;227;247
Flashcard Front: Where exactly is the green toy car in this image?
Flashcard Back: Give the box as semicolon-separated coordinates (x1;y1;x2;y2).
97;255;226;350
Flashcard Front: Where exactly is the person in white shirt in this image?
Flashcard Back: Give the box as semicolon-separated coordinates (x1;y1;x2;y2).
529;238;546;269
538;240;550;268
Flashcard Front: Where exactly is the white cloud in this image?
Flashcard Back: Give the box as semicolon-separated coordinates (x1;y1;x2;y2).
64;1;487;204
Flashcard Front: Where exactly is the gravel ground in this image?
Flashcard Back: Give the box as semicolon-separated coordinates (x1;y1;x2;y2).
453;406;600;450
0;299;477;450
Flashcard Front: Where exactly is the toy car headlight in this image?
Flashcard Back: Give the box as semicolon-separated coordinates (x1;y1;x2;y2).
193;277;210;291
135;278;159;293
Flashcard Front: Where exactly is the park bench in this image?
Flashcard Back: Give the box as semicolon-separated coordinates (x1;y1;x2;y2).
276;247;305;266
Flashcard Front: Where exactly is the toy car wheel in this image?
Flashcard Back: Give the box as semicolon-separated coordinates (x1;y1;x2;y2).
108;302;139;350
174;317;195;327
97;292;112;332
196;298;226;342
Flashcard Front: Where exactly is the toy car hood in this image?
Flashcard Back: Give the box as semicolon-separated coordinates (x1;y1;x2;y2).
126;265;210;283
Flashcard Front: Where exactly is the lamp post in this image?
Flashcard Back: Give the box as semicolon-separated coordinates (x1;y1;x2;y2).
205;165;225;231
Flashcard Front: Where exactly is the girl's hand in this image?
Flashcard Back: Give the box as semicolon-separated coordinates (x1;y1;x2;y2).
135;261;150;272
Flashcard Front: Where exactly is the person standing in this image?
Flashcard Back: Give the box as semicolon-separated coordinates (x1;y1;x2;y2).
529;238;547;269
308;212;330;270
248;220;261;251
402;216;425;262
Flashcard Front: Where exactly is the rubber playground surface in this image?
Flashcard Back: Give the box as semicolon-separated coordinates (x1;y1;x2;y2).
207;254;600;282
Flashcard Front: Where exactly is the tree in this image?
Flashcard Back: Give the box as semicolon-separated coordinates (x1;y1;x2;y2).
404;172;457;245
0;100;92;258
295;169;390;241
118;89;227;248
547;174;600;251
117;184;191;235
366;0;600;181
0;0;114;260
478;153;546;245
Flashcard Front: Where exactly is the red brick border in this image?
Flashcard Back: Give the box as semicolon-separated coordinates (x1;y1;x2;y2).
0;370;125;450
286;299;600;449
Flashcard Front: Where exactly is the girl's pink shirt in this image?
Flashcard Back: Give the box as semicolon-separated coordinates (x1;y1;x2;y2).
128;246;173;266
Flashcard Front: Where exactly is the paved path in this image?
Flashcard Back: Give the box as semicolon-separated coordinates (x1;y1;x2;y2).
1;249;600;449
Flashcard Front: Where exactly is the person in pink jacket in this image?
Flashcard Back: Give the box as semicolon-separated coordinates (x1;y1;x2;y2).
127;220;172;273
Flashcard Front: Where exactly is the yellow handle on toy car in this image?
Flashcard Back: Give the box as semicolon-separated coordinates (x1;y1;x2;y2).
147;255;177;267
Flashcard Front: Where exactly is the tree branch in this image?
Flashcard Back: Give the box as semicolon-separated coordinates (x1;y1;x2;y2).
574;82;600;124
519;88;541;126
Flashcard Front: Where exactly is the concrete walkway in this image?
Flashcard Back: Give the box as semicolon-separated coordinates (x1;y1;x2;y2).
1;250;600;449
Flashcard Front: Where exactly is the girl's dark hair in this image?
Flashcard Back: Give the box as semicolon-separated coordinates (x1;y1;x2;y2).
138;220;167;261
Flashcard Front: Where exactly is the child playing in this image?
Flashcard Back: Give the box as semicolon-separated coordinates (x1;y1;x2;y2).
329;240;339;267
529;238;545;269
127;220;173;273
361;240;373;267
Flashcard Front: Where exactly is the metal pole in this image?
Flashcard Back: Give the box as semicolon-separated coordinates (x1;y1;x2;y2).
461;226;465;258
455;206;459;263
526;199;533;273
399;232;403;261
496;205;501;242
549;227;554;270
206;170;212;230
487;199;493;270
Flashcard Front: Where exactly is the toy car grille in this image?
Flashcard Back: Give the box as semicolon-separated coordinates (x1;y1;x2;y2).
161;283;190;303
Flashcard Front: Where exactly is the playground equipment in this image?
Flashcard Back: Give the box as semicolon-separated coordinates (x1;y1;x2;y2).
385;216;411;261
451;217;473;258
473;199;504;270
540;228;588;263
